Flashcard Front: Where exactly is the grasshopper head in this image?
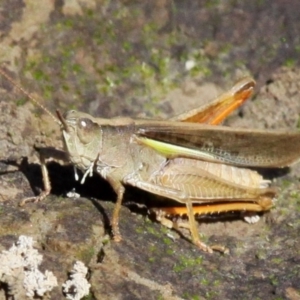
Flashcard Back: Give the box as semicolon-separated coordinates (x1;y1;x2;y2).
57;110;103;170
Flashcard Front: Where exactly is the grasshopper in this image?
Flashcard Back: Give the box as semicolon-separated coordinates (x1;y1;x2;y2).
1;68;300;253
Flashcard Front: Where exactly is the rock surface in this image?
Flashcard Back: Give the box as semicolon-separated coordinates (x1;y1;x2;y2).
0;1;300;299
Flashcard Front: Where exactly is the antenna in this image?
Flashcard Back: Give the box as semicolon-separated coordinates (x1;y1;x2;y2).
0;67;60;125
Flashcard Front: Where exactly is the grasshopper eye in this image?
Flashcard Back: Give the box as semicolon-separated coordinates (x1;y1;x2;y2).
77;118;99;144
79;118;94;129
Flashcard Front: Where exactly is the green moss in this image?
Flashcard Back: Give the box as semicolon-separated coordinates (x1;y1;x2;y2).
32;69;49;82
78;246;95;263
135;226;144;234
173;255;203;273
290;190;300;199
182;293;203;300
296;116;300;129
143;224;157;235
191;295;203;300
255;249;267;260
82;293;94;300
162;237;172;246
280;179;292;189
101;235;111;245
200;278;210;286
156;294;164;300
16;97;28;106
22;0;221;120
284;58;296;68
271;257;283;264
204;0;221;8
269;274;279;286
205;290;220;299
62;18;75;29
166;248;174;255
148;256;155;263
213;279;221;287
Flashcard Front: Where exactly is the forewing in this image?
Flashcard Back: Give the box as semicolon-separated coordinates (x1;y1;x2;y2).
135;121;300;168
